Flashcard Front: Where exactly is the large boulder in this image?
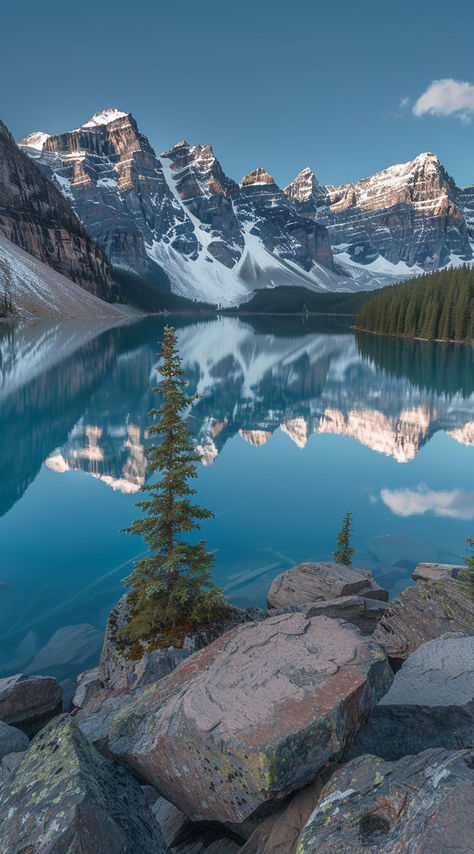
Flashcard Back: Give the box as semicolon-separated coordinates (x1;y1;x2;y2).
349;633;473;760
267;562;387;610
373;577;474;662
107;612;393;824
100;594;268;693
0;715;168;853
412;561;464;582
296;747;474;853
298;596;388;635
0;721;29;760
0;673;62;735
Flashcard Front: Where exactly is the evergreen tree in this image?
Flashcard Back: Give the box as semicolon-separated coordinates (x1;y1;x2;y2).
120;326;228;651
356;265;474;342
333;511;355;565
459;536;474;599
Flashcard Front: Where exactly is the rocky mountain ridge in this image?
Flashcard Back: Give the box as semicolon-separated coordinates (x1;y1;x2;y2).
15;108;474;306
19;111;354;305
0;120;118;303
285;152;473;271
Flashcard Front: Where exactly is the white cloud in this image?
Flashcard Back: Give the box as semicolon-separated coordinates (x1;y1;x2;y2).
399;97;410;110
381;485;474;520
413;78;474;125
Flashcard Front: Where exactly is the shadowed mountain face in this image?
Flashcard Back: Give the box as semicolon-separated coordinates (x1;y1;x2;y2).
0;120;117;302
1;316;472;521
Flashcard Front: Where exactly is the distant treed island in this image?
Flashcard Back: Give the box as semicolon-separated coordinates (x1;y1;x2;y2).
356;266;474;343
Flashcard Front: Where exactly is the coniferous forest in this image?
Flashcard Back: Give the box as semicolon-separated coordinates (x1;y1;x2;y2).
356;266;474;342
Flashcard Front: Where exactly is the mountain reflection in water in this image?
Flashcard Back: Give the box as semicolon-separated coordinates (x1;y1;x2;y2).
0;315;472;687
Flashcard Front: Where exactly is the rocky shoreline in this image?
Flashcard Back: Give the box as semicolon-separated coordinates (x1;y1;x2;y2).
0;560;472;852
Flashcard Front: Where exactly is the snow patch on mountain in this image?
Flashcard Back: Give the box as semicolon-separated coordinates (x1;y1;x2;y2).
81;109;129;128
18;131;50;150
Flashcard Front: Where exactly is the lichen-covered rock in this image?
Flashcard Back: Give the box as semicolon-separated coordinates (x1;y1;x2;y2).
107;612;392;824
0;721;29;760
267;562;387;610
295;747;474;853
373;578;474;662
0;673;62;735
348;633;474;760
0;715;168;853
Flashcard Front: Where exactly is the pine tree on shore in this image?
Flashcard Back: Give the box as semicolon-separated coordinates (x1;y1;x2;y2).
333;511;355;565
120;326;228;651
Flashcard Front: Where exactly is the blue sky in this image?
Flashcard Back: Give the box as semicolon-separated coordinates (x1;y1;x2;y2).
3;0;473;188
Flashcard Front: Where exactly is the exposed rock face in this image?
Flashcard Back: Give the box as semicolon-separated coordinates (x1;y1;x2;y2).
239;766;336;854
0;673;62;735
299;596;388;635
19;111;341;305
285;153;473;271
267;562;388;610
373;577;474;662
71;667;103;711
295;748;474;853
107;612;392;824
412;561;464;582
0;721;29;760
0;232;129;318
162;140;243;269
237;168;334;273
0;716;168;853
349;633;473;760
0;119;117;302
99;593;268;693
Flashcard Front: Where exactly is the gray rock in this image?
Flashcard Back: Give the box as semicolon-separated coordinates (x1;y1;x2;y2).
99;594;268;693
1;751;26;774
0;721;29;760
267;562;387;610
0;715;168;853
373;577;474;662
107;612;392;824
348;633;473;760
0;673;62;735
70;666;103;711
239;765;336;854
299;596;388;635
296;747;474;853
413;562;464;582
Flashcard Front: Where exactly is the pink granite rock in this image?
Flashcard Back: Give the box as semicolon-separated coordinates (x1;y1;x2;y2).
267;562;387;610
108;612;392;824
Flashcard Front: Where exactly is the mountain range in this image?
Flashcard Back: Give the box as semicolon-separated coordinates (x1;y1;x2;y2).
0;108;472;312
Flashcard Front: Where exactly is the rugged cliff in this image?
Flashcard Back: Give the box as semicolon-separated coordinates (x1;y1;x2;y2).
20;110;343;304
0;120;117;302
285;154;473;271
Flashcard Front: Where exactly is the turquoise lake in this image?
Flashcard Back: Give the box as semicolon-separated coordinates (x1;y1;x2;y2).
0;315;473;690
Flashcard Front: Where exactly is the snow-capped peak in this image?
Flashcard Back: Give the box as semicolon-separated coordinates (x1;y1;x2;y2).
240;167;275;187
18;131;50;150
81;109;129;129
284;167;327;202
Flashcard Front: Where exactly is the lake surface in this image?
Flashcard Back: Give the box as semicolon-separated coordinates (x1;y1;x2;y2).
0;314;473;690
